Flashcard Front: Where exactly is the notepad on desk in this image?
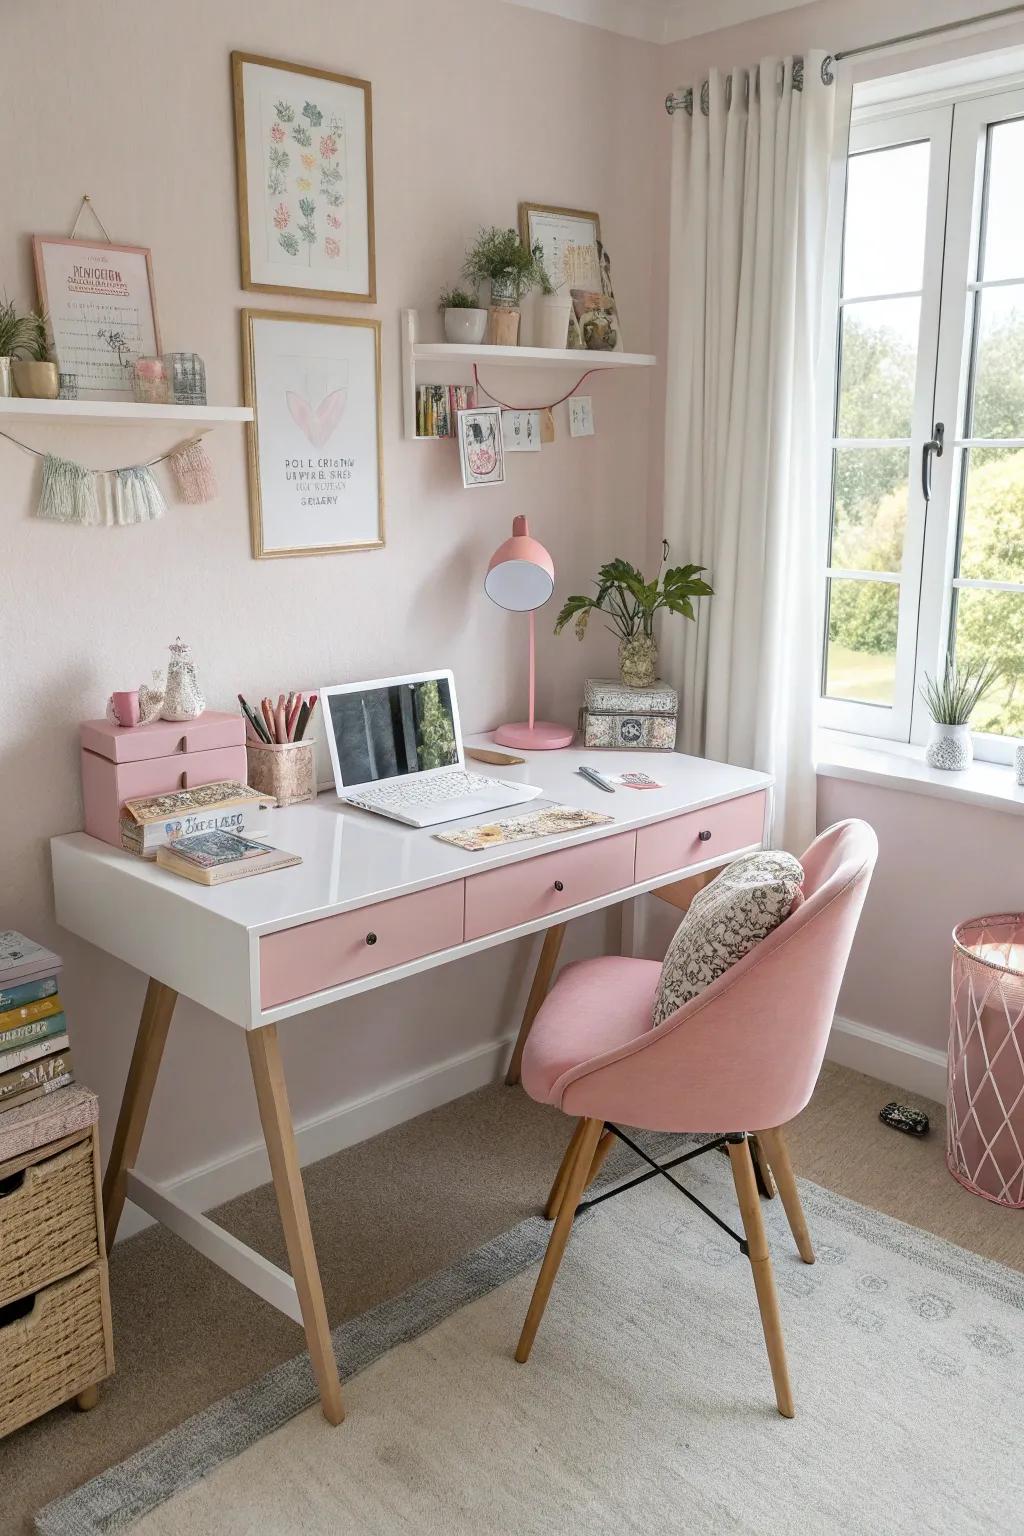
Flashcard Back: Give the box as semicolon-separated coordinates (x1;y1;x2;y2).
155;829;301;886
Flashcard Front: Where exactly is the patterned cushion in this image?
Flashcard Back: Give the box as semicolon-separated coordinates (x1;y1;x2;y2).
651;851;804;1025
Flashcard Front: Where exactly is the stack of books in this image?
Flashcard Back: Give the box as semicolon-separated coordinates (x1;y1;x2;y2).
416;384;476;439
120;780;274;859
0;932;74;1113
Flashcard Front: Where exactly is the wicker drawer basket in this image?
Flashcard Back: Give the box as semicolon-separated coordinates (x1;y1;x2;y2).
0;1262;112;1439
0;1138;100;1309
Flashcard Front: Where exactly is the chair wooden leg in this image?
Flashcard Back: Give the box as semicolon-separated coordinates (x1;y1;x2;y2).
544;1122;615;1220
247;1026;345;1427
749;1134;778;1200
544;1118;587;1220
516;1117;603;1363
756;1126;814;1264
727;1137;795;1419
506;923;567;1086
102;978;177;1253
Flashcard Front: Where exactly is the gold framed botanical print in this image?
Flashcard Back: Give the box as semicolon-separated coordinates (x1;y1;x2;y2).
518;201;602;293
232;51;376;302
242;309;384;559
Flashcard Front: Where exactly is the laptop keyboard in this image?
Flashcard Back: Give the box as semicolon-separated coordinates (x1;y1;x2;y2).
345;769;507;812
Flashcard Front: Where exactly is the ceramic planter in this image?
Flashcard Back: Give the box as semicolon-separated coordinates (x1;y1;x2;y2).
925;721;973;771
443;307;488;344
0;358;13;397
12;360;59;399
537;294;573;348
619;635;658;690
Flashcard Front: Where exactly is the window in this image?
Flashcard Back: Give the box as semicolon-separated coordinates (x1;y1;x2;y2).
821;81;1024;761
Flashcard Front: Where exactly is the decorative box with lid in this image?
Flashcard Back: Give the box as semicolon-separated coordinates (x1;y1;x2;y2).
578;678;678;750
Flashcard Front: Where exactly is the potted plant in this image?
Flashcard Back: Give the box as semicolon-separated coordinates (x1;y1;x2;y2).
0;297;52;398
555;542;713;689
535;258;573;349
921;659;1000;770
462;227;546;346
439;285;487;345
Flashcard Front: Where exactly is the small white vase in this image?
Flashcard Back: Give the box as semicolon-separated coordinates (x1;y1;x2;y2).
537;294;573;348
444;307;487;344
1015;742;1024;787
925;721;973;771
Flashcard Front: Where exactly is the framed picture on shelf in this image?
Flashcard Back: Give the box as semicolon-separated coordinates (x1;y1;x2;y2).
242;309;384;559
32;236;161;400
518;202;601;295
457;406;505;489
232;51;376;302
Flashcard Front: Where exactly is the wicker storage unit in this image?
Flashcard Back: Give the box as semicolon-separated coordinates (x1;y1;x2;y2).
0;1087;112;1438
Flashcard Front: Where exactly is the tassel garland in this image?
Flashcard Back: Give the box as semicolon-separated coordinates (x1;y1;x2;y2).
109;466;167;525
38;454;102;525
168;439;218;503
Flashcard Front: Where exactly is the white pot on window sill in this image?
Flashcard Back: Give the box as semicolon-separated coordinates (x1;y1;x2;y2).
925;721;973;771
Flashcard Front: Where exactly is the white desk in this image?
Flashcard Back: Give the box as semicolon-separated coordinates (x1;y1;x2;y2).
52;739;772;1424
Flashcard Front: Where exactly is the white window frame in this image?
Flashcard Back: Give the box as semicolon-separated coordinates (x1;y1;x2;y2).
819;76;1024;762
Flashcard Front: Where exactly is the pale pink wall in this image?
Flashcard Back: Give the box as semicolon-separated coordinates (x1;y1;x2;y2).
0;0;662;1186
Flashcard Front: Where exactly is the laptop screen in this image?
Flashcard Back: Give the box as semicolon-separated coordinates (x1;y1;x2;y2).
325;675;461;789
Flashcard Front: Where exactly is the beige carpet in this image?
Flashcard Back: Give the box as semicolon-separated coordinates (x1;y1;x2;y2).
48;1145;1024;1536
2;1062;1021;1533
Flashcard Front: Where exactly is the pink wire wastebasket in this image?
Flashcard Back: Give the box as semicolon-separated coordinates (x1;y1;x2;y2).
948;914;1024;1208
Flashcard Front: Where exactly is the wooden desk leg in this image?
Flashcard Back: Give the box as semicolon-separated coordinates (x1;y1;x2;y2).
102;978;178;1253
247;1026;345;1427
505;922;567;1087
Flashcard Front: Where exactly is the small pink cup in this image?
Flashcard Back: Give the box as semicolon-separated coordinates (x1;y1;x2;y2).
109;690;141;728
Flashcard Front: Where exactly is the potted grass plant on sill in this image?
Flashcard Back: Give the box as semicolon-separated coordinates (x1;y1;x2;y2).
554;542;713;690
921;659;1001;770
0;297;52;398
462;227;546;346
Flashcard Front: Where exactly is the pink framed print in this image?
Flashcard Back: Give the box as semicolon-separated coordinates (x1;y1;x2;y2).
32;236;161;400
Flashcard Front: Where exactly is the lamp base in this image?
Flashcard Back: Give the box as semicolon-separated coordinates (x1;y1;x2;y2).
494;721;575;751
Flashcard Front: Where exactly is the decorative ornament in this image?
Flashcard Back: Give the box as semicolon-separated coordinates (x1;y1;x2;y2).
109;466;167;525
168;439;218;503
138;671;165;724
38;453;101;524
161;638;205;721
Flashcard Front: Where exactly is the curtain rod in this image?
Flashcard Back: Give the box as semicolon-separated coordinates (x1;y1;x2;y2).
665;3;1024;114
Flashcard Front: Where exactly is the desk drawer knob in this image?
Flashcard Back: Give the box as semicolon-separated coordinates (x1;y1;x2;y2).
698;829;712;842
365;932;378;946
553;879;564;892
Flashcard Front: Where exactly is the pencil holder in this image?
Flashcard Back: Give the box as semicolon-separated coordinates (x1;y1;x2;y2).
245;741;316;807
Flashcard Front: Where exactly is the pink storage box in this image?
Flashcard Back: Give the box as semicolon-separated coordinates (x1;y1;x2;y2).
80;711;246;847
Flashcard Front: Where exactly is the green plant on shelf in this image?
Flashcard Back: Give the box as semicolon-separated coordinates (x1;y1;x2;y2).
0;296;48;360
438;286;479;311
920;660;1001;725
555;542;713;643
462;227;547;304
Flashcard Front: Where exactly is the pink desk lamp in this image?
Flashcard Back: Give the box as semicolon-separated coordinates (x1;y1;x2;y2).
485;516;574;751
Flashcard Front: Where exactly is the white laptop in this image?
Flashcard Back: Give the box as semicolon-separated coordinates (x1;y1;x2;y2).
321;671;542;828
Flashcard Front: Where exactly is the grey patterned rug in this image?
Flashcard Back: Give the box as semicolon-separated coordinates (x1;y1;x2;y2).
36;1138;1024;1535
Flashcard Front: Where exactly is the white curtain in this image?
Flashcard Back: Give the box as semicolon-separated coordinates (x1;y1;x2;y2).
662;54;838;853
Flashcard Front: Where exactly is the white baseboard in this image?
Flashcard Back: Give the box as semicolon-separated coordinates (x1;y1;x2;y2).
117;1031;515;1243
826;1015;946;1103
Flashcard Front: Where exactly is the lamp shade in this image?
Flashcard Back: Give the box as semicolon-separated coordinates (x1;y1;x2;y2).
484;515;555;612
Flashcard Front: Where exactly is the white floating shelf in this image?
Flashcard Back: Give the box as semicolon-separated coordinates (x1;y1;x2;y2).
0;397;252;427
401;307;655;440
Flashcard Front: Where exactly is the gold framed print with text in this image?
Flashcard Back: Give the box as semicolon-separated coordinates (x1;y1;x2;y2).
242;309;384;559
518;202;602;293
232;51;376;302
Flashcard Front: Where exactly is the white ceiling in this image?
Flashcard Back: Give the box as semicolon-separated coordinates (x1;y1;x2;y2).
499;0;819;45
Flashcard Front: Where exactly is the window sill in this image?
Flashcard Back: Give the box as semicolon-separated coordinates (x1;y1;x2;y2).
815;732;1024;817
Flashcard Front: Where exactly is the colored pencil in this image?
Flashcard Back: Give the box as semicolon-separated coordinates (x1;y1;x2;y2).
294;700;310;741
238;694;272;744
261;697;276;742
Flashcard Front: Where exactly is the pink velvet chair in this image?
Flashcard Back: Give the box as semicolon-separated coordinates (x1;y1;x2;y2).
515;819;878;1418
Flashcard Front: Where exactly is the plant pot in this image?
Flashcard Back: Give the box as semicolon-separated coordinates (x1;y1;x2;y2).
489;272;519;308
537;293;573;349
12;360;59;400
0;358;13;398
925;721;973;771
488;306;520;346
619;635;658;690
444;307;488;345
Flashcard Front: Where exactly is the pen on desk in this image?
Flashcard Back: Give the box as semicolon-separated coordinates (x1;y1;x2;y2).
578;765;616;793
238;694;272;745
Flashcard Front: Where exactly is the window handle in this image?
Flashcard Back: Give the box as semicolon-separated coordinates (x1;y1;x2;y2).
922;421;944;503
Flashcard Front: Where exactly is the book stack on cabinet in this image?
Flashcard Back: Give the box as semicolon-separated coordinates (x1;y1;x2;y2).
578;678;679;750
0;936;113;1439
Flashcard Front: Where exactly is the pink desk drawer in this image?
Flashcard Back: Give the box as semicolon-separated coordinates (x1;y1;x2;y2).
635;791;766;883
81;744;248;847
259;881;465;1009
464;832;636;942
